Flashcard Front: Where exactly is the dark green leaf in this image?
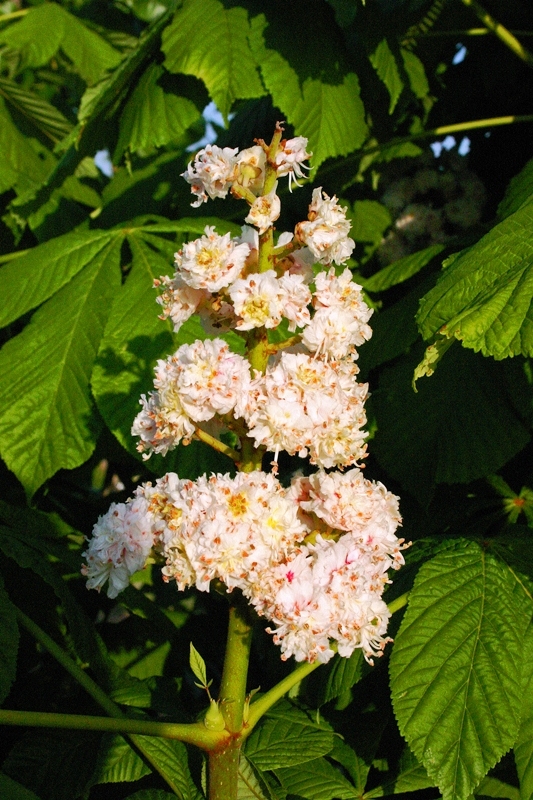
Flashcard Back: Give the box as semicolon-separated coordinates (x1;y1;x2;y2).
390;540;532;800
497;157;533;220
129;736;202;800
92;734;151;785
115;63;200;157
238;754;272;800
369;39;404;115
0;98;54;196
313;649;363;706
125;792;179;800
0;772;41;800
372;344;531;499
274;757;356;799
364;748;435;797
0;235;121;495
417;197;533;359
162;0;264;120
0;76;73;143
328;738;369;796
245;710;334;770
0;571;19;705
514;619;533;800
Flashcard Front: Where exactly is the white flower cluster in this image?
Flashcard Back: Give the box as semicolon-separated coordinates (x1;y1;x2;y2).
84;127;406;665
83;469;404;664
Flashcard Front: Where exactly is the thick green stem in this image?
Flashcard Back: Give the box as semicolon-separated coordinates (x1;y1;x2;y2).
460;0;533;68
208;739;241;800
219;604;254;733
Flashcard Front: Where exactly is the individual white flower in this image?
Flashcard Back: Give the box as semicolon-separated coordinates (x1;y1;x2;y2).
229;270;284;330
155;273;208;332
82;496;156;598
175;226;250;292
274;136;312;190
182;145;238;207
132;385;195;459
245;183;281;234
278;273;312;331
295;188;355;265
235;145;267;193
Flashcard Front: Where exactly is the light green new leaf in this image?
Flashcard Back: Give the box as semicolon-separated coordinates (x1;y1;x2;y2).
416;196;533;359
0;76;73;143
245;712;334;770
0;772;41;800
0;572;19;706
369;39;404;114
0;229;114;329
92;734;151;785
129;736;202;800
0;3;121;83
0;236;122;496
189;642;208;687
497;157;533;220
361;243;444;293
162;0;264;119
249;15;368;172
115;63;200;157
0;98;54;195
274;757;356;800
400;48;430;100
390;540;531;800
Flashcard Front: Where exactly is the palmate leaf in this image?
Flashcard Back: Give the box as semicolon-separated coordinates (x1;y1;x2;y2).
389;540;532;800
274;757;356;800
0;2;122;83
371;343;531;500
0;235;122;496
115;63;200;157
416;196;533;359
369;39;404;114
0;572;19;706
162;0;264;120
249;13;368;172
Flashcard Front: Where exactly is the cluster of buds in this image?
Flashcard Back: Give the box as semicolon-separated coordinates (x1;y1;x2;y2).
83;125;407;665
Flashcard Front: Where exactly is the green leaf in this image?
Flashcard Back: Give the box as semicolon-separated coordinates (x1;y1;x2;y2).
249;14;368;172
0;3;121;83
0;228;115;329
0;571;19;705
238;754;272;800
416;196;533;359
125;792;179;800
274;757;357;800
115;63;200;157
92;734;151;785
514;621;533;800
189;642;208;687
390;540;532;800
0;76;73;143
400;48;430;100
0;98;54;195
313;649;363;706
0;772;41;800
497;157;533;220
129;736;202;800
162;0;264;120
348;200;391;263
329;738;369;796
361;243;445;293
245;709;334;770
0;235;121;495
369;39;404;114
364;748;435;797
475;777;520;800
372;344;531;500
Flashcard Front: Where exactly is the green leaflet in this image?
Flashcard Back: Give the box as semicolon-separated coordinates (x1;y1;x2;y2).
0;236;121;496
274;757;356;800
389;540;532;800
129;736;202;800
0;572;19;706
249;13;368;173
0;97;54;196
0;2;122;83
92;734;151;785
328;738;369;796
497;156;533;220
0;772;41;800
400;48;430;100
312;649;363;707
0;229;116;329
369;39;404;115
416;196;533;359
245;707;334;770
372;343;531;500
0;76;73;144
364;748;435;797
237;754;271;800
347;199;392;262
514;621;533;800
115;62;200;157
162;0;264;120
361;243;445;293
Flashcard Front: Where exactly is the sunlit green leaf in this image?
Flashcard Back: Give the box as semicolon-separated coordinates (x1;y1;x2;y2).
189;642;208;687
417;196;533;359
390;540;531;800
0;98;54;195
274;757;356;799
0;76;73;143
400;48;430;99
162;0;264;119
361;243;445;293
245;709;334;770
369;39;404;114
498;157;533;220
0;236;121;495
